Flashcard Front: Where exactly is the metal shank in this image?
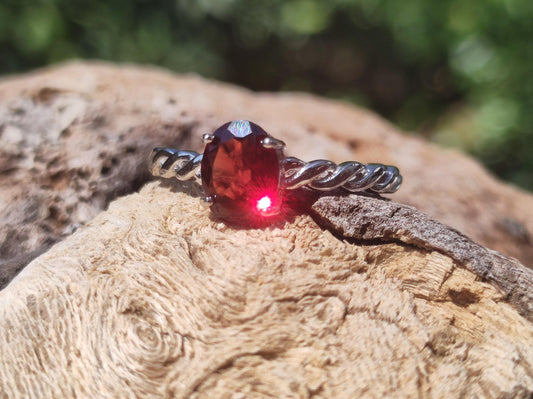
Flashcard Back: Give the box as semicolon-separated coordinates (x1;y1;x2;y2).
281;157;402;194
149;147;402;194
150;147;203;181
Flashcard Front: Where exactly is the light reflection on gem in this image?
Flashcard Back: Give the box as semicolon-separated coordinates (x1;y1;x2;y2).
256;195;272;213
201;120;282;225
228;120;252;138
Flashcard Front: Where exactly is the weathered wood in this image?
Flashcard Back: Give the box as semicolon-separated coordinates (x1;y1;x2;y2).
1;183;532;398
1;62;533;287
1;62;533;398
311;193;533;322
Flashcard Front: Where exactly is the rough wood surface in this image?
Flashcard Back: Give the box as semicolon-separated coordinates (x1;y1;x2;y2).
311;193;533;322
1;62;533;287
1;62;533;398
1;182;532;398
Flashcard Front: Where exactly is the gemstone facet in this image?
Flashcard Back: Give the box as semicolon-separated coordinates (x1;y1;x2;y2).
201;120;283;224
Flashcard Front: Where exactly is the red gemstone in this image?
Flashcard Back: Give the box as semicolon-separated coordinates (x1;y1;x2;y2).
201;120;282;224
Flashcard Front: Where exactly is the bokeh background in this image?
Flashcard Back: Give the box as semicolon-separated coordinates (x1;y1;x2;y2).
1;0;533;191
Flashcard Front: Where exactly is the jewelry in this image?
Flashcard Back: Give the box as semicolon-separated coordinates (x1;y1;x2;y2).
150;120;402;224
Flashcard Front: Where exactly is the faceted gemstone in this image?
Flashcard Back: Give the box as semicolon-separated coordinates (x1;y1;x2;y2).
201;120;282;224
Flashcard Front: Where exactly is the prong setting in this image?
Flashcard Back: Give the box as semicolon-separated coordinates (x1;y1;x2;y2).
202;133;215;144
149;120;402;222
261;136;285;150
199;195;213;209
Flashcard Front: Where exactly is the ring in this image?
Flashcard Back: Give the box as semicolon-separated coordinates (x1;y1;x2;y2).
150;120;402;224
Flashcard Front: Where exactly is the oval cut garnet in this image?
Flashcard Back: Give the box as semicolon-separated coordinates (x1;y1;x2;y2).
201;120;282;224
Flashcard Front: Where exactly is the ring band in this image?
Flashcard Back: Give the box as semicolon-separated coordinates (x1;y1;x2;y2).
149;149;402;194
149;120;402;224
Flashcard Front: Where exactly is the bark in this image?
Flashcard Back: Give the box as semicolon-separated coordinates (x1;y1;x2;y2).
311;193;533;322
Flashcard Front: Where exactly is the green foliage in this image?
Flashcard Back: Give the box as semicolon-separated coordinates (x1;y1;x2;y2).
1;0;532;190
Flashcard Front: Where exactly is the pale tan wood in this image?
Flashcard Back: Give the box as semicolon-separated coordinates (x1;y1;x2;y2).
1;182;532;398
311;193;533;321
1;61;533;286
1;62;533;398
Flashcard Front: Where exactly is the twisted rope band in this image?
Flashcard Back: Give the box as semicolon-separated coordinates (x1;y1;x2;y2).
281;157;402;193
150;147;402;194
150;148;203;180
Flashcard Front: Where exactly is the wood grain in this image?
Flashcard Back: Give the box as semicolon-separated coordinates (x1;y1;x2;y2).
1;183;532;398
1;62;533;398
311;193;533;322
1;62;533;286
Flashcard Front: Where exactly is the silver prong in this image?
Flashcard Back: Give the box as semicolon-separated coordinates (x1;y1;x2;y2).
202;133;215;144
261;136;285;150
199;195;213;209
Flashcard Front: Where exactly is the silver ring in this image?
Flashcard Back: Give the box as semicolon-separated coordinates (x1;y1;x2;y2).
150;120;402;223
149;151;402;193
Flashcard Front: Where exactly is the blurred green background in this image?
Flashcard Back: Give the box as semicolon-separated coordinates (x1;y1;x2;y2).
1;0;533;191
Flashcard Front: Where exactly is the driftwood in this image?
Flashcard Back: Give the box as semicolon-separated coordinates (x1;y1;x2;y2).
312;193;533;322
1;183;532;397
0;62;532;286
0;62;532;397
